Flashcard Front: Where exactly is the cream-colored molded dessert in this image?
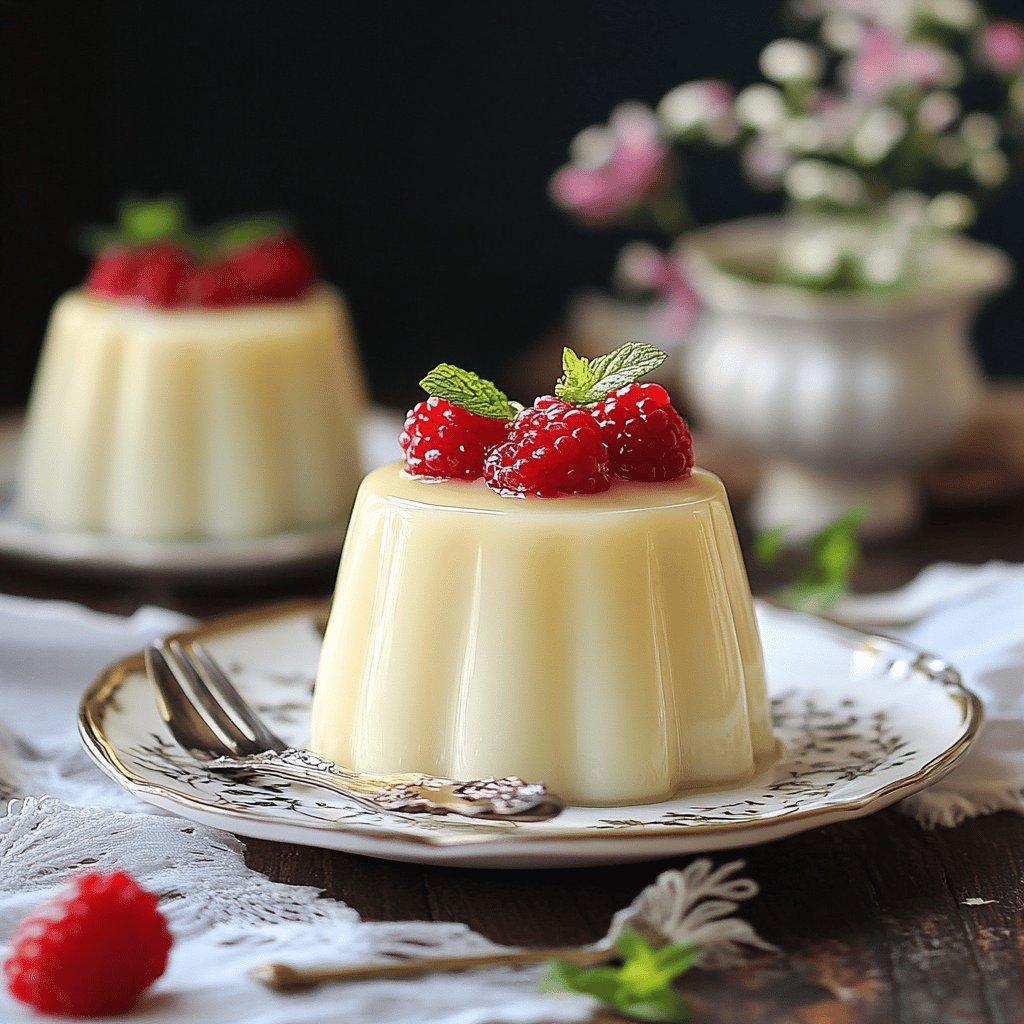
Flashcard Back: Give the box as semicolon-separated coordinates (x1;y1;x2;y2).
311;461;776;806
18;285;364;540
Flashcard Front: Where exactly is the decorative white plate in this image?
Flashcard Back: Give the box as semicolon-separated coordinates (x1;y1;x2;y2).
79;599;981;869
0;410;402;581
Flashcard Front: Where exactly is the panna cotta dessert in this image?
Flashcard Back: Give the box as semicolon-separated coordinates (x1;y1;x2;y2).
311;344;776;806
17;200;364;541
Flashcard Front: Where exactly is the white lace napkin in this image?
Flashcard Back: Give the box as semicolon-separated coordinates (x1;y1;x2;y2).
833;561;1024;827
0;595;591;1024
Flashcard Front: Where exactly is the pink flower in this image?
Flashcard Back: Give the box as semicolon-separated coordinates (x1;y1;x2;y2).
550;104;670;223
982;21;1024;74
846;28;950;98
615;243;699;335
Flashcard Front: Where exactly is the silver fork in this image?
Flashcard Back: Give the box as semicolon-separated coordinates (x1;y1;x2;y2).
143;639;563;823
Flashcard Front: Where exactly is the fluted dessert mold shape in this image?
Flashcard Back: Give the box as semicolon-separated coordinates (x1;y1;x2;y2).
310;462;776;806
17;285;365;540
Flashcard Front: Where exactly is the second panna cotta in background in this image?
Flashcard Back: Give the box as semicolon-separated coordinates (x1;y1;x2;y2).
17;199;366;542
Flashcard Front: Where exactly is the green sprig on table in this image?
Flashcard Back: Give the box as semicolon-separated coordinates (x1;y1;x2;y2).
539;927;700;1022
755;503;869;611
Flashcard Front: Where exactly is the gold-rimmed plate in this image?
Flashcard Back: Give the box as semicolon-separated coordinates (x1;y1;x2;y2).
78;599;981;868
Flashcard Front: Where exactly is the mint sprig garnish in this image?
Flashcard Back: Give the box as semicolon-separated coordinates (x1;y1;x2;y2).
755;503;869;611
419;364;518;420
554;343;667;405
79;198;294;259
539;927;698;1023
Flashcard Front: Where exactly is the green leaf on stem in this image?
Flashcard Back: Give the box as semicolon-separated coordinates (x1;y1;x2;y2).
539;927;698;1023
755;503;869;611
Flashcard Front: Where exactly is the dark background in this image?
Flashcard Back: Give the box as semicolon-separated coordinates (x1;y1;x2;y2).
2;0;1022;411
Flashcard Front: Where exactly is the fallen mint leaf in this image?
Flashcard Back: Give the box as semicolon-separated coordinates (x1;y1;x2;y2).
753;524;788;567
767;502;869;611
539;928;696;1023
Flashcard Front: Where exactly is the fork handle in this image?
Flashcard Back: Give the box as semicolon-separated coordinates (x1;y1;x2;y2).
206;748;564;822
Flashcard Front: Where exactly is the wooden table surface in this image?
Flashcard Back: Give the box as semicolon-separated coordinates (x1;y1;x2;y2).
2;491;1023;1024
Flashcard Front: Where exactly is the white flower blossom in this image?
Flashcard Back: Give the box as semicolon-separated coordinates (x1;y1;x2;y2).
784;231;844;281
734;84;787;130
861;243;906;286
759;39;825;82
920;0;980;31
960;111;1000;150
741;138;792;188
821;13;864;53
850;108;908;164
785;159;868;206
887;189;930;224
970;149;1010;187
569;125;616;170
927;191;977;229
658;81;737;144
917;91;961;133
783;116;827;153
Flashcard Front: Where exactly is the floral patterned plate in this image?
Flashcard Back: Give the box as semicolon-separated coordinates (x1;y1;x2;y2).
79;599;981;868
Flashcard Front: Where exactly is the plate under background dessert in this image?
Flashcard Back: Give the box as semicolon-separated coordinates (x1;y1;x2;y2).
0;409;401;581
78;598;981;869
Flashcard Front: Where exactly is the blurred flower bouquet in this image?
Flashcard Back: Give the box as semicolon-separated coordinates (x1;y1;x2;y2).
551;0;1024;316
550;0;1021;537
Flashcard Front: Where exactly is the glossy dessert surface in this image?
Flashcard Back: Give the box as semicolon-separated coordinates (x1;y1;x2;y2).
17;285;364;540
311;461;775;805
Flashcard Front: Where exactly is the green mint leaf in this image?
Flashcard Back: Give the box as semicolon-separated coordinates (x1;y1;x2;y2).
651;943;702;980
774;502;869;611
586;343;667;395
214;214;293;254
538;960;621;1002
119;196;188;244
554;347;595;403
554;343;667;404
419;364;517;420
753;524;788;567
614;989;690;1023
540;930;695;1024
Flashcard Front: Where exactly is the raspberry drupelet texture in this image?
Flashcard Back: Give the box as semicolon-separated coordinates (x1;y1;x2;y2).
594;382;694;482
484;401;611;497
4;870;172;1017
401;396;510;480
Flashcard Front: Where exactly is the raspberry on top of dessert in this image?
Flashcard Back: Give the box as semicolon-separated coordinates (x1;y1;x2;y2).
83;197;316;309
399;342;695;497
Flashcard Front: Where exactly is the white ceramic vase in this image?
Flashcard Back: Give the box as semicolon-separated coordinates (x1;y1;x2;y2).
679;217;1012;538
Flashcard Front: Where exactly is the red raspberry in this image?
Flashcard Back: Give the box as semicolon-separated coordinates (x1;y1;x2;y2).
4;870;172;1017
185;261;242;307
225;237;315;303
593;382;694;482
85;248;141;299
401;396;510;479
484;402;611;497
133;242;193;308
